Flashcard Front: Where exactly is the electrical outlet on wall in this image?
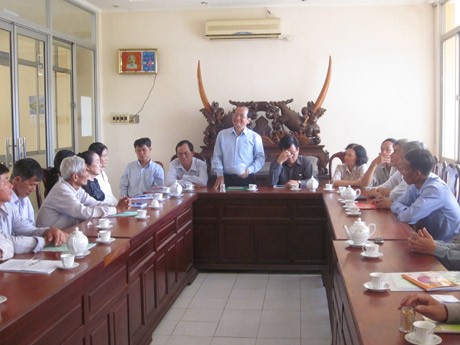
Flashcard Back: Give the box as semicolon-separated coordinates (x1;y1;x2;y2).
111;112;129;123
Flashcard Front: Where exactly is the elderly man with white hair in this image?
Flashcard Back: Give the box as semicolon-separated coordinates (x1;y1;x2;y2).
36;156;130;229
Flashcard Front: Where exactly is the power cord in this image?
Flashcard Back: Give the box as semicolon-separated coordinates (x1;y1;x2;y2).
134;73;158;116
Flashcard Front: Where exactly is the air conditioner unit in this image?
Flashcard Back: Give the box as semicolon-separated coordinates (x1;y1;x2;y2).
205;18;281;40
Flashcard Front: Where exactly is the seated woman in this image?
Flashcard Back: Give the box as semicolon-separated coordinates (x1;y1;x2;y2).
78;151;105;201
332;143;368;187
88;142;118;205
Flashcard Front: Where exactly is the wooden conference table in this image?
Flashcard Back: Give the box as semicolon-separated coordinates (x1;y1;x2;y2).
0;186;459;345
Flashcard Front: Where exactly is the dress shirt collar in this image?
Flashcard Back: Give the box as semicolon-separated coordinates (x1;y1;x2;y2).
231;126;248;137
179;157;198;173
136;159;153;168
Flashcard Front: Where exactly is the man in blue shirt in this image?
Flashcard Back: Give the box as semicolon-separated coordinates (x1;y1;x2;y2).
211;106;265;188
391;149;460;241
120;137;164;197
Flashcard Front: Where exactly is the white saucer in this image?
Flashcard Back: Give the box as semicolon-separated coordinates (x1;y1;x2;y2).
324;188;335;192
150;205;162;209
0;295;7;303
96;224;113;230
363;281;390;292
346;211;362;216
75;251;90;259
96;238;116;244
170;193;183;198
405;332;442;345
360;251;383;259
154;198;166;202
290;188;300;191
135;215;150;220
345;239;369;248
248;189;258;192
184;188;195;193
57;262;80;270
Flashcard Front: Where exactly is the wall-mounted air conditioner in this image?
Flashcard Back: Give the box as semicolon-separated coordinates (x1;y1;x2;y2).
205;18;281;40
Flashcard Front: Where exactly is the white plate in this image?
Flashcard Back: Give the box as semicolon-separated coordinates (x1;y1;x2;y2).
405;332;442;345
290;188;300;191
363;281;390;292
324;188;335;192
248;189;258;192
360;251;383;259
345;239;369;248
346;211;362;216
57;262;80;270
154;198;166;202
96;224;113;230
149;205;162;209
75;251;90;259
135;215;150;220
0;295;7;303
96;238;116;244
170;193;183;198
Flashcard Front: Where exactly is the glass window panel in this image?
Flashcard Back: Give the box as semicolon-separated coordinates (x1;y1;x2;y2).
51;0;94;43
441;36;459;160
0;0;47;27
0;28;12;165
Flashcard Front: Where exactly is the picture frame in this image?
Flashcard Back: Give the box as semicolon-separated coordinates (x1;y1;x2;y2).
118;48;158;74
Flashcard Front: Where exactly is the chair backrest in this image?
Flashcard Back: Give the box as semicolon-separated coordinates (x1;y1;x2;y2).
154;160;164;168
443;163;460;203
328;151;346;180
433;156;447;178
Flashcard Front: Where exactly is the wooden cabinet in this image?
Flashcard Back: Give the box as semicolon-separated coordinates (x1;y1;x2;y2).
193;191;327;271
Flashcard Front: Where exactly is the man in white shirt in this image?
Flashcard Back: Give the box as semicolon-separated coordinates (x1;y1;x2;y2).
37;156;130;229
167;140;208;187
0;163;67;254
9;158;43;224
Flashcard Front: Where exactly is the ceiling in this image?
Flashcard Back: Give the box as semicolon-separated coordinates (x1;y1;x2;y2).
80;0;432;12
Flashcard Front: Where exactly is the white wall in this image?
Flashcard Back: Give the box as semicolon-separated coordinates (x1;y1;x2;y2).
99;4;434;196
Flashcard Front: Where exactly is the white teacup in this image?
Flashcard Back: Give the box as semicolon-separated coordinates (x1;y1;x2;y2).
185;183;194;190
162;187;170;194
290;185;300;191
370;272;385;289
151;199;160;207
137;209;147;218
248;184;257;190
98;230;111;242
347;206;360;213
99;218;110;228
345;200;357;208
338;186;346;194
362;243;379;256
154;193;163;200
60;253;75;268
413;320;435;343
325;183;333;190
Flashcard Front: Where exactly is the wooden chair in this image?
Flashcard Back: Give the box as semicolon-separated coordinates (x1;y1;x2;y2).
328;151;346;181
170;153;206;162
35;168;56;208
432;156;447;179
443;163;460;203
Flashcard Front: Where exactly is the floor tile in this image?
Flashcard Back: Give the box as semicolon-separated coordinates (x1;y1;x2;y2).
166;335;213;345
163;308;186;322
189;298;228;310
172;321;218;337
150;334;169;345
258;322;301;339
263;299;301;311
211;337;257;345
256;339;301;345
153;320;178;335
261;310;301;324
230;288;266;299
301;323;332;339
181;309;223;322
226;298;264;310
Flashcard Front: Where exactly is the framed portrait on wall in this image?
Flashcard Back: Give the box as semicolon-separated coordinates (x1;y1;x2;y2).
118;48;158;74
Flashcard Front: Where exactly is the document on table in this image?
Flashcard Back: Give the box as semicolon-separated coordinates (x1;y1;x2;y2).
386;272;460;291
0;259;59;274
41;243;97;253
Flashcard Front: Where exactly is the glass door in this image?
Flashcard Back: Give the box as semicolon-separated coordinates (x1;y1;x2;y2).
0;26;13;167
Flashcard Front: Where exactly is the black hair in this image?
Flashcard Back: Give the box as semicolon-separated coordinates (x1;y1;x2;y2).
88;142;108;157
77;150;98;166
53;150;75;174
11;158;43;181
405;149;435;176
176;140;194;152
346;144;368;166
134;137;151;148
382;138;396;145
0;163;9;175
279;134;299;150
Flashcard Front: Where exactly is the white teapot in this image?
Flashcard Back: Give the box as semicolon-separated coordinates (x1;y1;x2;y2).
67;227;88;256
343;218;376;245
306;177;319;191
341;185;361;201
170;180;183;195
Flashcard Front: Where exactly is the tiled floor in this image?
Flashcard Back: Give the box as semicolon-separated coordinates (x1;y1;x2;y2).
150;273;332;345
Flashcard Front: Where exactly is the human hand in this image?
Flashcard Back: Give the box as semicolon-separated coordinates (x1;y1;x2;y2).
373;195;392;209
44;226;68;246
408;228;436;254
116;196;131;213
366;188;380;198
399;293;448;322
376;187;390;197
213;176;224;190
285;180;299;189
239;168;249;179
277;151;291;165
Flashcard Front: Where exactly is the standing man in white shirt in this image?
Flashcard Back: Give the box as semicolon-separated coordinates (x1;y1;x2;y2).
167;140;208;187
211;106;265;188
9;158;43;224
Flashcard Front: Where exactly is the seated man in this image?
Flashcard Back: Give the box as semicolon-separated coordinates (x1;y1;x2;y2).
120;137;164;197
268;134;316;188
391;149;460;241
211;106;265;188
360;138;396;187
0;235;13;261
45;149;75;197
9;158;43;224
399;294;460;324
167;140;208;187
0;164;67;254
37;156;130;229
